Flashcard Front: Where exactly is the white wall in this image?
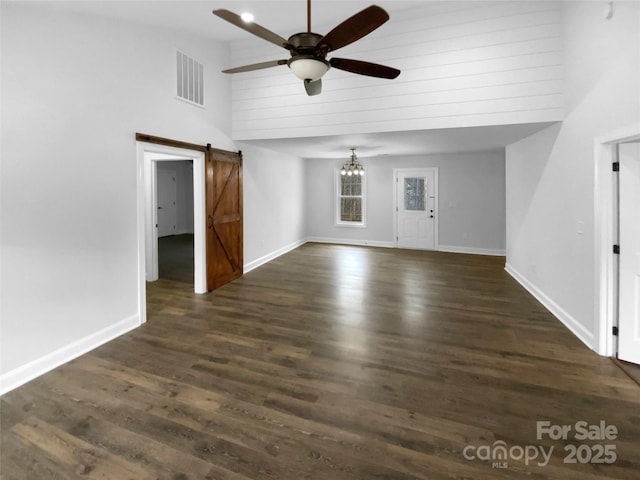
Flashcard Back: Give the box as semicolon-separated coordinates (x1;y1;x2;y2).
505;1;640;350
4;0;635;393
157;161;195;235
239;143;307;271
230;1;564;140
305;151;506;254
0;2;235;390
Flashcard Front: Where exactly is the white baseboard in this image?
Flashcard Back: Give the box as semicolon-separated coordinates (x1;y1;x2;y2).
306;237;395;248
0;314;141;396
438;245;506;256
504;263;595;350
244;238;307;273
244;237;396;274
306;239;504;254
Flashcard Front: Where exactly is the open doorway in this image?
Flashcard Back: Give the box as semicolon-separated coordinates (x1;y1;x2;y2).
156;160;195;284
594;126;640;369
136;142;206;324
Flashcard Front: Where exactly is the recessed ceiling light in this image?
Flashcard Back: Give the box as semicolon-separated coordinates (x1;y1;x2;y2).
240;12;254;23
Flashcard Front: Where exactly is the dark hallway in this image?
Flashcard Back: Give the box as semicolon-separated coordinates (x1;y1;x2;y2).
158;233;194;285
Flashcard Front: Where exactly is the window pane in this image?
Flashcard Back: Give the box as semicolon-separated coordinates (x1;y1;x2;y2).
404;177;426;211
341;174;362;196
340;198;362;222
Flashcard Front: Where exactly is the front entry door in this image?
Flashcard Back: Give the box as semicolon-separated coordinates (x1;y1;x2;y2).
618;142;640;364
206;149;243;291
396;169;438;250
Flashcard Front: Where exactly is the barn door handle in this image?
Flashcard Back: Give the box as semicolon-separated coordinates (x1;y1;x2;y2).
207;214;213;229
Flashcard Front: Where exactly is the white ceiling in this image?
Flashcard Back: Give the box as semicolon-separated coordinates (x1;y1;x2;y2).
239;123;557;159
45;0;556;158
45;0;421;42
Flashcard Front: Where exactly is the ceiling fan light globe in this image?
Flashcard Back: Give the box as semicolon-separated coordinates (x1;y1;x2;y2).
288;57;330;81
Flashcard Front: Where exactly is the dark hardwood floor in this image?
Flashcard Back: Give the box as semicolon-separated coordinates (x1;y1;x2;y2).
158;233;194;285
614;359;640;386
1;243;639;479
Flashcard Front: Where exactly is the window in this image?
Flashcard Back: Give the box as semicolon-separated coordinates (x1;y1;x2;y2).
404;177;426;211
336;169;366;226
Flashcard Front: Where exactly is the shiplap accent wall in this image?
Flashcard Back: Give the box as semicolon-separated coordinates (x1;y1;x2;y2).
229;1;564;140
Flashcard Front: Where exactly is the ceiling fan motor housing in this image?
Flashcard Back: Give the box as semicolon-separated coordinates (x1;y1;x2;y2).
286;32;324;52
286;32;330;81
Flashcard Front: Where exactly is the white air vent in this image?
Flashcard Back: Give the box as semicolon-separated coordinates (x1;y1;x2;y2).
176;50;205;107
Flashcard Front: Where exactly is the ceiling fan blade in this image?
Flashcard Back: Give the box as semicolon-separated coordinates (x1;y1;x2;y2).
317;5;389;52
330;57;400;79
213;9;288;49
222;60;288;74
304;79;322;96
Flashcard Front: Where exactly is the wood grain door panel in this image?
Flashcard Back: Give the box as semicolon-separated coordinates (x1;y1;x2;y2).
206;150;243;291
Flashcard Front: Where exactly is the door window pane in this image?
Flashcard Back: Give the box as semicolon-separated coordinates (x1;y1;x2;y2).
404;177;426;211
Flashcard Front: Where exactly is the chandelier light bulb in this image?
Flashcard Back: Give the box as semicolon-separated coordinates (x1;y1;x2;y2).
340;148;364;177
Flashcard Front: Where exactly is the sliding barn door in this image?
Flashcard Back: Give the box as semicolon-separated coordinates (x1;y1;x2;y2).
206;149;243;291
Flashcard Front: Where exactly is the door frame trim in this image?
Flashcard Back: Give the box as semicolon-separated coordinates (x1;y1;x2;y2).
145;155;203;286
594;124;640;356
136;142;207;323
393;167;439;250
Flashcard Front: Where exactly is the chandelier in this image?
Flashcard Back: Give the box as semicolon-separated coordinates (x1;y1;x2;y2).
340;149;365;176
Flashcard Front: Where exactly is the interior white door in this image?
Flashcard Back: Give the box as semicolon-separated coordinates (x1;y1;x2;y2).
396;169;437;250
157;169;177;237
618;142;640;364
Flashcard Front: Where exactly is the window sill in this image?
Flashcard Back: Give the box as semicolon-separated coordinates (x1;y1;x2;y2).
335;222;367;228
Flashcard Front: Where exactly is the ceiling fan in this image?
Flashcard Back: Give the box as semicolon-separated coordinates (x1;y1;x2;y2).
212;0;401;96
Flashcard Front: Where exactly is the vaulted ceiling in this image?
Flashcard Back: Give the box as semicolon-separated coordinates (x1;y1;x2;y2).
46;0;558;158
47;1;420;42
